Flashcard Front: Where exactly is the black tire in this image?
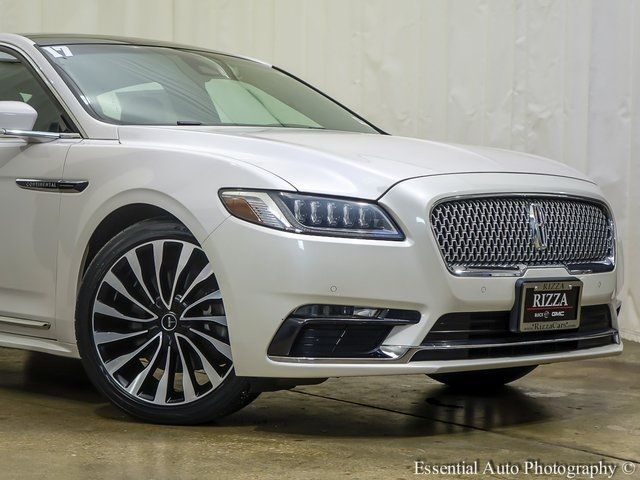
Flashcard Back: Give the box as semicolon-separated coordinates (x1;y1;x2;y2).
428;365;537;390
76;218;258;424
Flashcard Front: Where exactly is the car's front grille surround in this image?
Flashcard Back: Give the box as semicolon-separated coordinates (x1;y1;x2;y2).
430;195;614;273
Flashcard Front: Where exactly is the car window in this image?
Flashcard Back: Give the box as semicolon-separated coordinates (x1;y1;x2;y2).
90;69;319;128
95;81;176;123
0;50;68;132
204;79;321;127
42;44;378;133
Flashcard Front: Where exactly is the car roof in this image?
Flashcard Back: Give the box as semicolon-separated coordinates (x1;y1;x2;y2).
26;34;200;48
21;34;269;65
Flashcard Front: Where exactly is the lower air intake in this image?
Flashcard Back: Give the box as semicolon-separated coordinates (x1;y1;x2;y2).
290;323;392;358
268;304;421;358
411;304;618;362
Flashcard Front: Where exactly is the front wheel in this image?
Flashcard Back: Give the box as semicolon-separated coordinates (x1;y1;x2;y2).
76;219;257;424
428;365;537;390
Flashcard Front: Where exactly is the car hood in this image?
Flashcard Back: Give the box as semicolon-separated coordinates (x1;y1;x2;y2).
118;126;592;199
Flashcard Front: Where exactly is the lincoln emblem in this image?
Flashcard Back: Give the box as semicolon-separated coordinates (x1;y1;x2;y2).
528;203;548;251
161;313;178;332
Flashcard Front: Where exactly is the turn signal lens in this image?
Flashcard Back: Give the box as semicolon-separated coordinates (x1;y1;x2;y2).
219;191;290;229
220;190;404;240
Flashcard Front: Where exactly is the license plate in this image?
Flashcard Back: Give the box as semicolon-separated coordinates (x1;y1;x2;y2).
512;279;583;332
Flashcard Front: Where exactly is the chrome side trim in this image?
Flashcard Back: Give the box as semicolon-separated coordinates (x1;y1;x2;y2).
0;316;51;330
430;192;616;278
268;330;619;365
16;178;88;193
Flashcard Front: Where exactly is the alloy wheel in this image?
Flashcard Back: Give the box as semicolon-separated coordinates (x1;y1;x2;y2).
91;239;232;405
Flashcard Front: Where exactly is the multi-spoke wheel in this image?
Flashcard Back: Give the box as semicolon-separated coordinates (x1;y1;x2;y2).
76;219;257;424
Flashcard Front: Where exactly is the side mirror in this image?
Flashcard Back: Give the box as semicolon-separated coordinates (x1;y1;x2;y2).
0;101;37;130
0;101;62;141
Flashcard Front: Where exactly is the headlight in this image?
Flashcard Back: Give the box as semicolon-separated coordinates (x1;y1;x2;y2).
219;190;404;240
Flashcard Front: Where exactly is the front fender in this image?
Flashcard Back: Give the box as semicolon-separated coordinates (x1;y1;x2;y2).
55;140;293;347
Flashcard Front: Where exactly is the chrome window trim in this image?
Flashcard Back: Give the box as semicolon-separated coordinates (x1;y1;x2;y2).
0;42;87;138
429;192;616;278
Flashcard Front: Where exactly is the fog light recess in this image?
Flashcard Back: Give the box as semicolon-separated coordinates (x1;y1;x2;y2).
268;304;421;358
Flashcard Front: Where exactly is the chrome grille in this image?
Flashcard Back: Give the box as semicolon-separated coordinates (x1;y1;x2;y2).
430;196;614;272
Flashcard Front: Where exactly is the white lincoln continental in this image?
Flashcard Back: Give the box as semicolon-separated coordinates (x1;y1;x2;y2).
0;34;623;424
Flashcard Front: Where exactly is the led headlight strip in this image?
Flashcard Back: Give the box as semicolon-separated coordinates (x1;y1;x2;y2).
220;190;404;240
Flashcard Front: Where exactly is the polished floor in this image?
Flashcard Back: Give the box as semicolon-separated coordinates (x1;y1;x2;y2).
0;343;638;479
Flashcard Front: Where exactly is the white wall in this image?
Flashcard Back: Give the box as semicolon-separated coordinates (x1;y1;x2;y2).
1;0;638;340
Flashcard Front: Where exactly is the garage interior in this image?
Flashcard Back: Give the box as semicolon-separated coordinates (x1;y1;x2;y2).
0;345;638;478
0;1;639;479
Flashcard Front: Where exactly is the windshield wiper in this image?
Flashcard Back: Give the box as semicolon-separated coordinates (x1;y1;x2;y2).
261;123;326;130
174;121;326;129
177;120;203;126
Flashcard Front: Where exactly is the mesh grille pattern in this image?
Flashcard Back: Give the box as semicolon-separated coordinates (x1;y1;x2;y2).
430;197;613;270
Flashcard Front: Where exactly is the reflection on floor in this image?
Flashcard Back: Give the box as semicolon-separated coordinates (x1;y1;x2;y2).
0;342;638;479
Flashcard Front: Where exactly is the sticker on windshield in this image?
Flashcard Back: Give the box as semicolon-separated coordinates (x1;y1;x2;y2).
43;46;74;58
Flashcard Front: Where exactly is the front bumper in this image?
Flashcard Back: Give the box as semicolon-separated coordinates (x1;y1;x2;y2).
204;173;623;378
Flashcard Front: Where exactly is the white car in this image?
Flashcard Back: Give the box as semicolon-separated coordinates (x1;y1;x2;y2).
0;34;623;424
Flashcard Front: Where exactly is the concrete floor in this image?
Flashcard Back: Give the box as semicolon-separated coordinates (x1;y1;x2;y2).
0;344;638;480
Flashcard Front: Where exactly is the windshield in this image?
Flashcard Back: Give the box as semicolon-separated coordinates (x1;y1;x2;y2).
41;44;378;133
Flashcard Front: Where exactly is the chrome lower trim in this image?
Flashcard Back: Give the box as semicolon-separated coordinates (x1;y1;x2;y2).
421;330;617;350
269;353;411;365
450;264;529;277
0;316;51;330
450;260;615;277
268;330;619;365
